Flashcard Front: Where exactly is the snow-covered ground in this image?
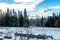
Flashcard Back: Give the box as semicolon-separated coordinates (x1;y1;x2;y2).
0;26;60;40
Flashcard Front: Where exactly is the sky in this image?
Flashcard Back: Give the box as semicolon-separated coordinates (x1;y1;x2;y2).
0;0;60;18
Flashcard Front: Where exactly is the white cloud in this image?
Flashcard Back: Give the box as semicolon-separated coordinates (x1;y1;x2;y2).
33;5;60;18
35;10;52;18
0;3;35;11
48;5;60;9
39;8;47;13
13;0;44;11
14;0;35;2
0;0;44;12
0;3;8;11
14;0;44;6
14;0;44;3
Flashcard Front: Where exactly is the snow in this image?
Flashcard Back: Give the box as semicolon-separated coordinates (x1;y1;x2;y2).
0;27;60;40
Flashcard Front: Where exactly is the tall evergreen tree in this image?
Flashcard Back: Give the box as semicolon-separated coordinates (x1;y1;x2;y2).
24;9;29;27
40;16;44;26
4;13;10;26
19;11;24;27
10;9;17;27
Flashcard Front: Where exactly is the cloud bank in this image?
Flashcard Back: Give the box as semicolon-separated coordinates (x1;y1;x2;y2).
33;5;60;18
0;0;44;11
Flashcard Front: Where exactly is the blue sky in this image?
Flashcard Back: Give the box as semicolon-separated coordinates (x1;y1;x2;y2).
37;0;60;8
0;0;60;18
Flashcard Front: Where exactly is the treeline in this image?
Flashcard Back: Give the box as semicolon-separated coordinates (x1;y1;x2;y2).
30;12;60;27
45;13;60;27
0;8;60;27
0;8;29;27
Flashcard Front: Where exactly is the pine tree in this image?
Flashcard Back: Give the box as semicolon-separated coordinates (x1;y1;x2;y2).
40;16;44;26
45;13;57;27
4;13;10;26
19;11;24;27
10;9;17;27
24;9;29;27
55;13;60;27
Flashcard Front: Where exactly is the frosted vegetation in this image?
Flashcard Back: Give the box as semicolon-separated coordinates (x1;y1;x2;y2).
0;26;60;40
